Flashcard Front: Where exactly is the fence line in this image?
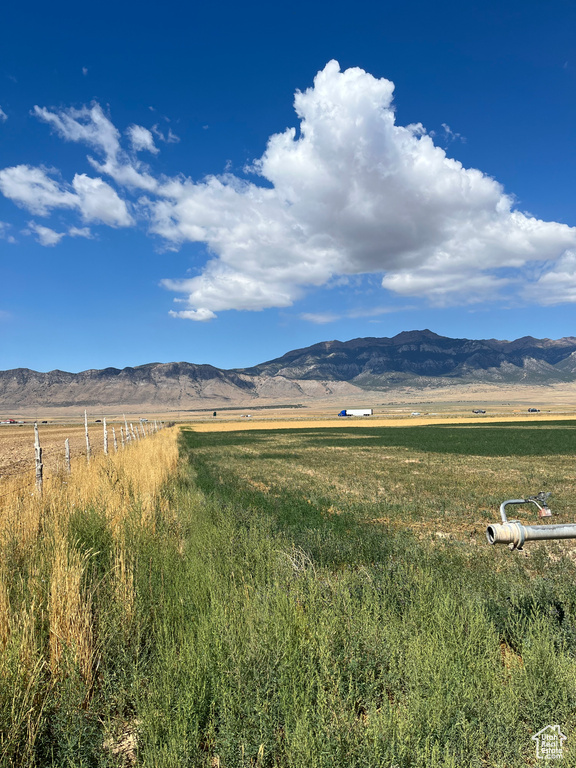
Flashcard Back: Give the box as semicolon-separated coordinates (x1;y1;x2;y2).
0;417;168;501
85;410;91;463
0;460;38;475
34;422;43;494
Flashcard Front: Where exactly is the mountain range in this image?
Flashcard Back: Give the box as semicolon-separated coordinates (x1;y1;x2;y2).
3;330;576;412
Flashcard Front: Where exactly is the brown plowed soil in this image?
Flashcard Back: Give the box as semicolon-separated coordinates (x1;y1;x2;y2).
0;422;128;482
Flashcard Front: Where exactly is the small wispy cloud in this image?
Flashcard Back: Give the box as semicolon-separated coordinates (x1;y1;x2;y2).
25;221;66;246
22;221;93;246
151;124;180;144
441;122;465;144
169;308;216;321
348;305;414;318
0;221;16;243
300;312;341;324
82;67;88;76
430;123;465;146
0;163;133;226
301;304;413;324
68;225;93;238
0;107;7;123
127;124;159;154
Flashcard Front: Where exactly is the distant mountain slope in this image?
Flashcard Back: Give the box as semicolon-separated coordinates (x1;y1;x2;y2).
239;330;576;386
3;330;576;411
0;362;361;411
0;363;256;408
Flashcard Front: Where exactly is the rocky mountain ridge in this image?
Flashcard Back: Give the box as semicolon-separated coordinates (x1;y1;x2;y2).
242;330;576;384
3;330;576;411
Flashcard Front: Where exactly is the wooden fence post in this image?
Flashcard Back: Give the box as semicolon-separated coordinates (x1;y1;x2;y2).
124;415;130;443
84;410;91;463
120;426;125;448
130;423;138;442
112;427;118;453
65;437;71;474
103;417;108;455
34;422;43;494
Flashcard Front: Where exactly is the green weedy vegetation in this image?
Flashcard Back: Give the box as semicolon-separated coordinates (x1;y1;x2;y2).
3;421;576;766
138;424;576;766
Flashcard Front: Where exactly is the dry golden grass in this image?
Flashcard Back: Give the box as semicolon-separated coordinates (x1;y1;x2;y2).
0;426;179;690
190;412;576;433
0;425;178;538
0;566;9;651
48;532;95;685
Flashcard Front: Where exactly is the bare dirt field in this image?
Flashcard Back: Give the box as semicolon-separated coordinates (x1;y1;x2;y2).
0;421;136;483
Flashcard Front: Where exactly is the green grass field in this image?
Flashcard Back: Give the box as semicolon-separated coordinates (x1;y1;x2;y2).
3;422;576;766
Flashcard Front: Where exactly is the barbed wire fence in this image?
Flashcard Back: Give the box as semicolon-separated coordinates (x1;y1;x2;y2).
0;411;170;502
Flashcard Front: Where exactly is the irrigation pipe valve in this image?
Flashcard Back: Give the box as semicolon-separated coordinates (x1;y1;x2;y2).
486;492;576;551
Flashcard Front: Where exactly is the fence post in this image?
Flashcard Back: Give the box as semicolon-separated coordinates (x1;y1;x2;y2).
124;414;130;443
120;426;125;448
130;423;138;442
84;410;91;463
34;422;43;494
103;417;108;455
65;437;71;474
112;426;118;453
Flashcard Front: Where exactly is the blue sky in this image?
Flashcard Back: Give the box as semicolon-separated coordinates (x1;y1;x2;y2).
1;0;576;372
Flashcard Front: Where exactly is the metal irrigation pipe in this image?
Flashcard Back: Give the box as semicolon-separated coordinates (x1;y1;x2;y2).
486;492;576;550
499;492;552;523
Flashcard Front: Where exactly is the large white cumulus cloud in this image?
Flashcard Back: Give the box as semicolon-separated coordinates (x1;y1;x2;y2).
152;60;576;316
1;60;575;319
